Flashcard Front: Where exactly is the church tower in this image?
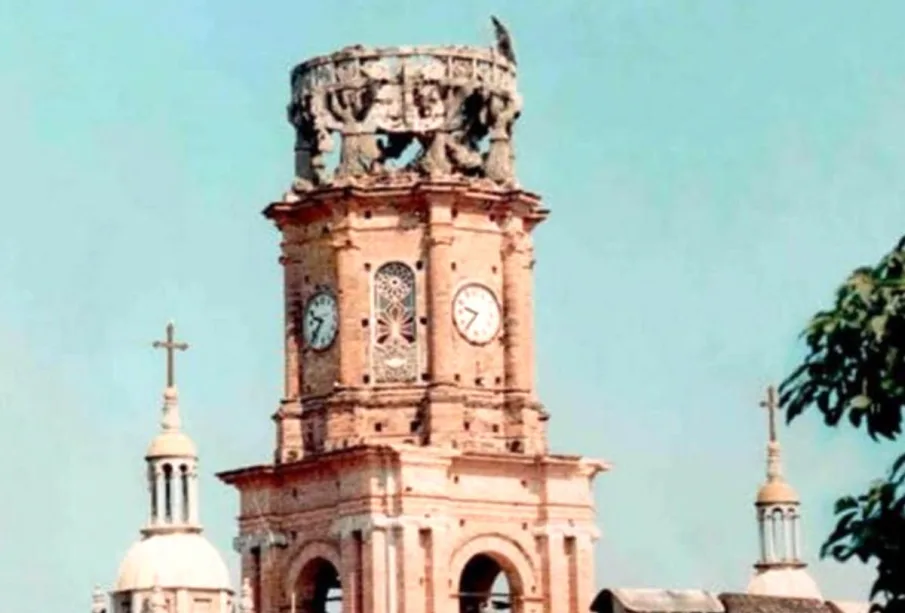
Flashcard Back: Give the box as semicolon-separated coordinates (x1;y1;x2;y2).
219;23;607;613
746;386;821;600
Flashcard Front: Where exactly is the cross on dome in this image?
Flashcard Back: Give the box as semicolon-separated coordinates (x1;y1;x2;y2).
144;319;198;454
150;322;190;434
152;321;189;389
757;384;793;488
760;385;779;444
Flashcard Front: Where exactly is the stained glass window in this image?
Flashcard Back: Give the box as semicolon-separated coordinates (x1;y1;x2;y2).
372;262;418;383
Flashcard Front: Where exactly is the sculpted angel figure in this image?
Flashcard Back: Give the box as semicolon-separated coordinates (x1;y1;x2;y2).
404;82;485;178
238;578;255;613
491;15;517;65
288;92;332;190
141;582;167;613
482;89;522;184
327;86;386;178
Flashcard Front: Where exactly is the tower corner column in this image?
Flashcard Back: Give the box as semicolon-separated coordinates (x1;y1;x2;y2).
501;217;535;399
361;521;389;613
280;246;302;400
332;220;365;388
425;194;456;387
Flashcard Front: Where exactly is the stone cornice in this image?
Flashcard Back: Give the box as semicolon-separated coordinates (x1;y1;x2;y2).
753;560;808;571
140;525;203;538
531;521;600;541
330;512;452;538
217;445;399;486
264;181;544;230
218;448;610;488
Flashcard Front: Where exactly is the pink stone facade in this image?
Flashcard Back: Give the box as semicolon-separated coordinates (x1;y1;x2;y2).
219;182;607;613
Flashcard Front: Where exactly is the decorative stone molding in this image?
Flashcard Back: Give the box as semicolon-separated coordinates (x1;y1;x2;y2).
233;529;290;554
531;521;600;541
330;512;452;538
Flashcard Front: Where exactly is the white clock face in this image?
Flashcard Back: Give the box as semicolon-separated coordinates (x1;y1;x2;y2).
453;283;501;345
302;290;338;351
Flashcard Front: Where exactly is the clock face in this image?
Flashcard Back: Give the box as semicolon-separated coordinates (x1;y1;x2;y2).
453;283;501;345
302;290;338;351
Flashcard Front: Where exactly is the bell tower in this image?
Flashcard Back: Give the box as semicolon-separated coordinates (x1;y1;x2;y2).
219;21;607;613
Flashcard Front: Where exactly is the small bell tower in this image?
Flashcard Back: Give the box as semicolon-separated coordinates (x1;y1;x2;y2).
746;385;822;599
104;323;233;613
220;20;607;613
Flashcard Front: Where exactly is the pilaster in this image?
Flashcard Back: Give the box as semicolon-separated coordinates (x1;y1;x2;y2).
331;512;454;613
281;248;302;400
532;522;600;613
426;195;455;386
274;399;303;463
364;524;388;613
501;217;534;398
234;530;290;613
333;219;364;388
339;531;363;613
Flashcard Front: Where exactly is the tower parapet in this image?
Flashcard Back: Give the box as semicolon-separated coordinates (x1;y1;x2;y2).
286;34;522;195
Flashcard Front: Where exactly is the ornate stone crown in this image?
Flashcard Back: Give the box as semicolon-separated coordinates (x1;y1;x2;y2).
285;21;522;195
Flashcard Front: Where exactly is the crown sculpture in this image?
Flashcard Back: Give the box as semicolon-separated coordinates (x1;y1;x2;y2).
285;17;522;197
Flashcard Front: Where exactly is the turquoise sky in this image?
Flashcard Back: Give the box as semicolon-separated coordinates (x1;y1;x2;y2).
2;0;903;610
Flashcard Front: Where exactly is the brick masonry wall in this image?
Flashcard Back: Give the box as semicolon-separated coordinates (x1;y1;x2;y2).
224;184;607;613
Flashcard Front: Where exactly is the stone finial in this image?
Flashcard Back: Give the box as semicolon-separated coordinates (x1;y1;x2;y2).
148;576;167;613
759;385;788;484
286;20;522;195
91;586;107;613
239;577;255;613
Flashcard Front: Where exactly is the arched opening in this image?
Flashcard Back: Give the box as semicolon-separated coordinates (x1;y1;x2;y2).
162;463;173;522
770;507;785;561
293;556;342;613
179;464;190;522
148;466;158;522
457;553;518;613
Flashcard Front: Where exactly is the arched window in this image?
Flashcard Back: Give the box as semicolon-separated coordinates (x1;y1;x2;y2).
770;507;785;561
163;463;173;523
180;464;190;523
372;262;418;383
149;466;158;522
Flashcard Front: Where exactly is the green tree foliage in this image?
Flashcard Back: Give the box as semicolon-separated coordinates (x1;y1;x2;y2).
780;237;905;613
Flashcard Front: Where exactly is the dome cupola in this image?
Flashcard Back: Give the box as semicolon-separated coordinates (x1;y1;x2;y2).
95;323;233;613
746;385;821;600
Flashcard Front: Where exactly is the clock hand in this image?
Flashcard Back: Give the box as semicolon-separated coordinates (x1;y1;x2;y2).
311;315;324;341
464;307;479;330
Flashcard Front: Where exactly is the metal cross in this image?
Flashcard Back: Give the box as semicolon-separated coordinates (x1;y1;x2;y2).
152;321;189;388
759;385;779;443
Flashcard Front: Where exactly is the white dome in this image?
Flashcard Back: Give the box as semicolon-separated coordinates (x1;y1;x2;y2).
747;568;822;600
114;533;232;593
145;430;197;459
